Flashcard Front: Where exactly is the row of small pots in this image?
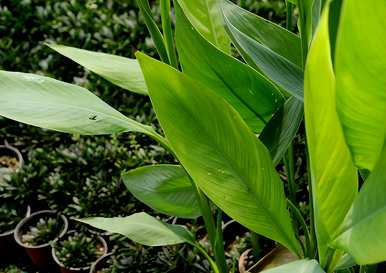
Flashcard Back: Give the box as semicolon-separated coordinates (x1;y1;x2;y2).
1;210;108;273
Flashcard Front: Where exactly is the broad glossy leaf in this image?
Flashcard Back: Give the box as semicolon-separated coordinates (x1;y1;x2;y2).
48;44;147;95
0;71;166;144
175;3;284;133
176;0;230;53
261;259;325;273
137;52;301;255
333;142;386;265
79;212;193;246
304;7;357;266
335;0;386;170
122;165;200;219
221;0;304;100
259;97;303;165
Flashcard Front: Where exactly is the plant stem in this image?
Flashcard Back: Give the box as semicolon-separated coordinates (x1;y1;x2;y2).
297;0;310;68
286;1;294;31
193;183;228;273
284;143;297;205
305;146;317;258
160;0;178;68
250;232;261;258
287;199;311;258
194;243;221;273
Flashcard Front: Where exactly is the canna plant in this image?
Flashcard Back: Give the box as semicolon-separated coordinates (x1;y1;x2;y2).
0;0;385;272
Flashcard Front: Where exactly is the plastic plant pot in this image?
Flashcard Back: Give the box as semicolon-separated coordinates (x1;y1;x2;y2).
89;253;113;273
14;210;68;271
52;230;108;273
0;205;30;264
0;141;24;180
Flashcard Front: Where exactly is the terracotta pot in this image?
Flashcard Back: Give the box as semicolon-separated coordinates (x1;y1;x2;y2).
0;206;30;264
52;230;108;273
14;210;68;271
89;253;113;273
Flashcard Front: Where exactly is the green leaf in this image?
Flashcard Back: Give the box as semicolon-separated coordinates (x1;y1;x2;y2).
137;52;301;256
136;0;169;63
122;164;201;219
0;71;166;145
333;142;386;265
304;6;357;266
79;212;194;246
221;0;304;100
47;44;147;95
176;0;230;53
260;259;325;273
335;0;386;171
259;97;303;165
175;3;284;133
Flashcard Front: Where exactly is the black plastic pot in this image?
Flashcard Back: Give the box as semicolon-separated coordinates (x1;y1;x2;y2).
0;206;30;264
14;210;68;271
0;141;24;174
52;230;108;273
89;253;112;273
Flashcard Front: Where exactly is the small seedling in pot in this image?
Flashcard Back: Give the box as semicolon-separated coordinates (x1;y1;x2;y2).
54;231;105;269
96;251;133;273
21;216;63;246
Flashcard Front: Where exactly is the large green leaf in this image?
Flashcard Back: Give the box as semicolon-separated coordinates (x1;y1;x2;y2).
48;44;147;95
176;0;230;53
261;259;325;273
335;0;386;170
304;7;357;266
137;52;301;255
333;142;386;265
259;97;303;165
79;212;193;246
122;165;200;219
175;3;284;133
221;0;304;100
0;71;166;145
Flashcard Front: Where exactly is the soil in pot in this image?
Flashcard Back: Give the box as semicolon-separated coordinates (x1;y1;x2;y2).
52;230;107;273
14;210;68;271
0;202;30;264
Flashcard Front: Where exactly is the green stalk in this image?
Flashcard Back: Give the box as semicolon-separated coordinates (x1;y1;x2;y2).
287;199;311;258
286;1;294;31
193;183;228;273
136;0;169;63
305;146;317;258
160;0;178;68
193;243;221;273
284;143;297;205
297;0;310;68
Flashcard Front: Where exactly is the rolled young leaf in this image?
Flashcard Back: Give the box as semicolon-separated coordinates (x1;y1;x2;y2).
175;2;284;133
137;52;301;256
48;44;147;95
122;164;201;219
261;259;325;273
79;212;194;246
304;6;357;266
0;71;167;146
221;0;304;100
335;0;386;171
176;0;230;53
333;142;386;265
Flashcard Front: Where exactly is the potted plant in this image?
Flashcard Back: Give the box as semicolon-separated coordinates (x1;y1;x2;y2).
0;141;23;184
0;202;30;264
90;252;131;273
14;210;68;270
52;230;107;273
